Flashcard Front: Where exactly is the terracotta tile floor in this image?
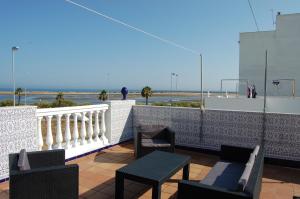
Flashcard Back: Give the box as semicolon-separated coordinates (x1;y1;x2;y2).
1;142;300;199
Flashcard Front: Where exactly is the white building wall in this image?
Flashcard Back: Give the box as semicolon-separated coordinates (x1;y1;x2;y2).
239;13;300;96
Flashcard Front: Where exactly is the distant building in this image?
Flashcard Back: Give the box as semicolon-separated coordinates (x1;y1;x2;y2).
239;13;300;97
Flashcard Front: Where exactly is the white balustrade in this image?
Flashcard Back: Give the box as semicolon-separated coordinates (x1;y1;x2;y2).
36;104;109;157
72;113;79;147
87;111;94;144
80;112;87;145
56;114;63;149
46;116;53;150
100;109;109;145
65;114;72;149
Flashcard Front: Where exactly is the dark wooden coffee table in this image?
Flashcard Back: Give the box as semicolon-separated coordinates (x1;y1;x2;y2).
115;151;191;199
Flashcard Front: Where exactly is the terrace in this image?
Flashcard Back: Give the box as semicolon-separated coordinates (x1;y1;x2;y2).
0;142;300;199
0;100;300;198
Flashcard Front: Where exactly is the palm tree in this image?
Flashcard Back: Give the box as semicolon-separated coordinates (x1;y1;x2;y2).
141;86;153;105
98;90;108;101
55;92;64;107
15;88;23;105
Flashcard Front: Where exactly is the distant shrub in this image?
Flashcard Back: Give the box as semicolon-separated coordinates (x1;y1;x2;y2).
0;99;14;107
51;99;77;107
34;101;52;108
151;101;201;108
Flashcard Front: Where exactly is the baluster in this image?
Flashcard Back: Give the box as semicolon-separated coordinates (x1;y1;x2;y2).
56;114;63;149
72;113;79;147
100;110;109;145
37;116;43;150
46;115;53;150
87;111;94;143
80;112;87;145
65;114;72;149
94;110;101;143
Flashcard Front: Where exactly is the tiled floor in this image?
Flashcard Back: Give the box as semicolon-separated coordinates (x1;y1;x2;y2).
1;142;300;199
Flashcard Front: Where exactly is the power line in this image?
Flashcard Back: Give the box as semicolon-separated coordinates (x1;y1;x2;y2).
247;0;260;31
65;0;200;55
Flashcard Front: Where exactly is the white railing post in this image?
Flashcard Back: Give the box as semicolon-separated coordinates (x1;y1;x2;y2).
72;113;79;147
46;115;53;150
56;114;63;149
65;114;72;149
80;112;87;145
87;111;94;144
37;116;43;150
94;110;101;143
101;109;109;145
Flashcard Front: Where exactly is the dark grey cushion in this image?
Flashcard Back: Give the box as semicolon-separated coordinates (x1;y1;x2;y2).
141;139;171;147
138;125;167;139
17;149;31;171
201;161;245;191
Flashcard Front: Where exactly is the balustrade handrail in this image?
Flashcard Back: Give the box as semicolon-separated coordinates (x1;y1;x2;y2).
36;104;109;116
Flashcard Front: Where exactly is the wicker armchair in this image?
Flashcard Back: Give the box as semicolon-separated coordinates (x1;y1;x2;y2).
135;125;175;158
9;149;79;199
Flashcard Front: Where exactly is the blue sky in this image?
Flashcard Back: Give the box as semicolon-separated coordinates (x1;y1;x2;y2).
1;0;300;91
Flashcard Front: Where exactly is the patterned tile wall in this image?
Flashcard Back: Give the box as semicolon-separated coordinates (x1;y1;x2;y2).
133;105;300;161
105;100;135;145
0;106;38;180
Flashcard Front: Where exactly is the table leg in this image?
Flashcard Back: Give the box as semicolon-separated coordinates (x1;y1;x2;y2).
152;184;161;199
183;163;190;180
115;172;124;199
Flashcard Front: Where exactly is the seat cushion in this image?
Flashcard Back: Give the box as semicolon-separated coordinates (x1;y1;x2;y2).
138;125;167;139
201;161;245;191
17;149;31;171
141;139;171;147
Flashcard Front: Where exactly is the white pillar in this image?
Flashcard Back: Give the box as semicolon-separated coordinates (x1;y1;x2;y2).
87;111;94;144
55;114;63;149
101;110;109;145
80;112;87;145
94;110;104;147
65;114;72;149
72;113;79;147
46;115;53;150
37;116;43;151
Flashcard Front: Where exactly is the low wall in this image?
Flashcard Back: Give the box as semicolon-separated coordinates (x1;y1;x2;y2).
133;105;300;162
205;97;300;114
0;106;39;180
105;100;135;145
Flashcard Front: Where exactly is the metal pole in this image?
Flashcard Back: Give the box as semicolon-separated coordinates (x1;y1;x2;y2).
200;54;203;109
107;73;110;100
25;88;27;105
262;50;268;148
170;73;173;105
12;50;15;106
176;74;178;91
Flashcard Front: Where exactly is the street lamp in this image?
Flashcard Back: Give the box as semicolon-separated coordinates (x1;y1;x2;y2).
175;74;179;91
12;46;19;106
170;73;176;104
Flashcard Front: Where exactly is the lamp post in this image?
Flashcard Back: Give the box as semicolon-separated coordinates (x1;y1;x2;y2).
175;74;179;92
12;46;19;106
170;73;176;105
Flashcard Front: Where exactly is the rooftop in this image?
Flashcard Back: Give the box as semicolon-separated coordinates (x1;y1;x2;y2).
1;142;299;199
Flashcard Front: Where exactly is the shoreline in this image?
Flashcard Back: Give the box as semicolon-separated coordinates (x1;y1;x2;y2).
0;91;222;97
